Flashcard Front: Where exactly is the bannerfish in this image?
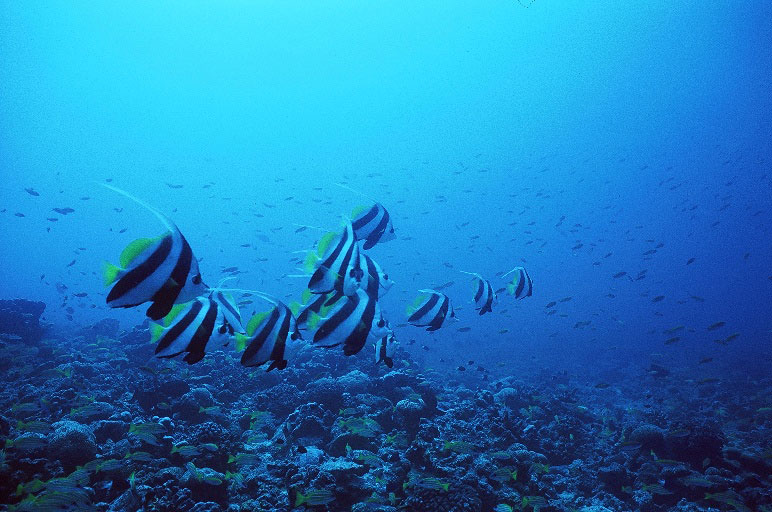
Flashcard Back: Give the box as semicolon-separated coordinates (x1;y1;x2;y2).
102;184;207;320
209;290;245;334
236;294;303;371
502;266;533;299
360;253;394;299
304;222;363;298
375;331;397;367
307;288;390;356
351;203;396;250
460;271;496;315
406;289;456;331
151;297;227;364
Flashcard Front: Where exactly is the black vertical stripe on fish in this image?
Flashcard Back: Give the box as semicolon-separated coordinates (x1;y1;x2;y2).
334;229;357;293
523;269;533;297
514;274;525;297
155;299;207;359
313;290;380;356
484;280;494;314
239;298;300;371
241;308;281;364
266;313;292;371
314;226;350;282
107;235;172;305
362;208;390;249
313;294;360;345
427;297;449;331
212;291;242;330
344;297;379;356
308;224;359;295
146;235;193;320
506;267;532;299
477;279;494;315
407;290;454;331
181;300;218;364
351;204;380;232
352;203;394;250
408;293;440;324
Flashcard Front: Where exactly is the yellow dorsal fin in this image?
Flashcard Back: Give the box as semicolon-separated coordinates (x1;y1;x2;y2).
119;236;162;268
300;288;312;304
246;310;272;336
103;262;122;287
406;293;427;315
351;205;368;219
163;302;188;327
316;231;338;257
150;323;164;343
289;302;301;317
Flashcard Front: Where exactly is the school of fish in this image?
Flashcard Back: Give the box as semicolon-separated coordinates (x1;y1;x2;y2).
101;184;534;371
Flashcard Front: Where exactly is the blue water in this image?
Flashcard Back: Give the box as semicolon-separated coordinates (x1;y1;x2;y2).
1;2;771;511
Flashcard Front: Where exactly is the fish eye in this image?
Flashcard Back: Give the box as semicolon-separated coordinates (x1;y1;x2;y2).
377;319;385;328
192;274;202;285
383;274;389;280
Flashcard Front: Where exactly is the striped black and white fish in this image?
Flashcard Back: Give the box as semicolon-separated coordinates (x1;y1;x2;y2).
295;260;389;331
102;185;207;320
351;203;396;250
151;297;227;365
304;222;363;297
236;295;303;372
460;271;496;315
406;289;456;331
374;331;396;368
360;253;394;299
502;266;533;299
307;288;390;356
209;290;245;334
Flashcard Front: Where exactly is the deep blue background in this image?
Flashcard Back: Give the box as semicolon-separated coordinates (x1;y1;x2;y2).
2;0;770;383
